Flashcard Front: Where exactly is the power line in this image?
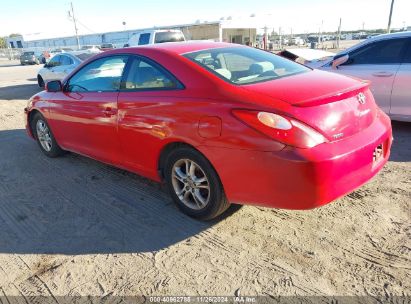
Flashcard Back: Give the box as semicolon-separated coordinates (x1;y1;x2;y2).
76;19;97;34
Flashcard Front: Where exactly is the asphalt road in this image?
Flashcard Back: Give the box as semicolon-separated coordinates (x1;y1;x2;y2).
0;63;409;301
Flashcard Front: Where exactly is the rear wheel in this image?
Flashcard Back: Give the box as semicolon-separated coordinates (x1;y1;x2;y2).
37;75;44;88
31;112;65;158
164;147;230;220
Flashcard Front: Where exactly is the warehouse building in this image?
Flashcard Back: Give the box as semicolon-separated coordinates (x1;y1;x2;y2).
6;18;258;50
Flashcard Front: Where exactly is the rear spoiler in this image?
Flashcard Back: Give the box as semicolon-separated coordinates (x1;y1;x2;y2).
293;81;370;107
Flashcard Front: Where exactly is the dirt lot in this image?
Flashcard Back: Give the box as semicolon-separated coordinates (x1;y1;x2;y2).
0;63;410;301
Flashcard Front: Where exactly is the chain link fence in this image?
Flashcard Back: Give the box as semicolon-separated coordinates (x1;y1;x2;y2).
0;48;24;60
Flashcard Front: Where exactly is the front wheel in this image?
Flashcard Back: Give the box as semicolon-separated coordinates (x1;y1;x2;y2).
164;147;230;220
31;112;65;158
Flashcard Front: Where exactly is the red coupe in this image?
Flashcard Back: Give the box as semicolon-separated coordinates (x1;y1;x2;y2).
25;42;392;220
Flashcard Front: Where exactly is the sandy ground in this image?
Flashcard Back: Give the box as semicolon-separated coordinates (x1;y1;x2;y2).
0;64;409;301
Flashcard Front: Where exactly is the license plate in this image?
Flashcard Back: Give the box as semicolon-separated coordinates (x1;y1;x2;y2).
373;143;384;164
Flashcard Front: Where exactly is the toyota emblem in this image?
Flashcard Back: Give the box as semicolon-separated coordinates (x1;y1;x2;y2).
357;93;366;104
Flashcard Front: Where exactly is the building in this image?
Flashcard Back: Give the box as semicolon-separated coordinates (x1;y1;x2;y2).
6;19;258;50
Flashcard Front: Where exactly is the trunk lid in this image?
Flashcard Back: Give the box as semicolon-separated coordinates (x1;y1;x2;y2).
241;69;378;141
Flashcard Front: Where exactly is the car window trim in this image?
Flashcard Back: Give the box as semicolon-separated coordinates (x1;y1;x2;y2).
63;54;130;93
119;54;185;92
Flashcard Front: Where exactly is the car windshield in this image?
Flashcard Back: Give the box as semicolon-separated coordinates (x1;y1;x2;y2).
74;53;98;61
154;32;185;43
184;47;309;85
23;52;34;55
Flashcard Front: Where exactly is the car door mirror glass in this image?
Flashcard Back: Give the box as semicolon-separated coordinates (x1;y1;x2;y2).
46;80;63;92
332;54;349;69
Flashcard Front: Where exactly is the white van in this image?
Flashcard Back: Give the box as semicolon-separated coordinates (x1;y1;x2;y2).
126;29;185;47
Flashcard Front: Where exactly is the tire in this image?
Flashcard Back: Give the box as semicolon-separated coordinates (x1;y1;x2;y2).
30;112;65;158
37;75;44;88
164;147;230;220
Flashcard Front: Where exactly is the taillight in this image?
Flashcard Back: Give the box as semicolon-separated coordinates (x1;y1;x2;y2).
232;110;327;149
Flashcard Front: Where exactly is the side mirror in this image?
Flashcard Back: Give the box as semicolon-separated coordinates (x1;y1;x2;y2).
46;80;62;92
44;63;49;68
332;54;349;69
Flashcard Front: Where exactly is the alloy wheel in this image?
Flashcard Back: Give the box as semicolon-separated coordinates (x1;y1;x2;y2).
36;120;53;152
171;159;210;210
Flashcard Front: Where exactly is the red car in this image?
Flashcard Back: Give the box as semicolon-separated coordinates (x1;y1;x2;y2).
25;42;392;220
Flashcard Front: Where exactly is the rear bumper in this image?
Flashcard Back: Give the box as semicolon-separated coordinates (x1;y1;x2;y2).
199;112;392;209
21;59;36;64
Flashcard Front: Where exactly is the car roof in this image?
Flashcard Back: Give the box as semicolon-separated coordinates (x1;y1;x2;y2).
369;31;411;40
119;41;239;55
337;31;411;56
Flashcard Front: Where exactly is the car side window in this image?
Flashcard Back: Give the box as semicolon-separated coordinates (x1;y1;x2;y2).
48;55;61;67
345;38;408;65
122;57;181;90
60;55;73;66
67;55;128;92
138;33;151;45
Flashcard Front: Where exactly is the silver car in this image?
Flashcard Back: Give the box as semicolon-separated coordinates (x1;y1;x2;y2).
37;51;99;87
321;31;411;122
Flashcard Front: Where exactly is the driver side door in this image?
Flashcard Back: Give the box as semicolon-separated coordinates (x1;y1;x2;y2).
48;55;129;165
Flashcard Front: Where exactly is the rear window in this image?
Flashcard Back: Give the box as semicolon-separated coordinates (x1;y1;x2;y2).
23;52;34;55
154;32;185;43
184;47;309;85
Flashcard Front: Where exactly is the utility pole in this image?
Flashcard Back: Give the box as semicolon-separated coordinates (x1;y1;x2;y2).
387;0;395;33
70;2;80;50
279;26;282;50
337;18;342;50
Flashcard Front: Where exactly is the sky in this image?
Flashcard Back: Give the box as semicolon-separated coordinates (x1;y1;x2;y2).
1;0;410;39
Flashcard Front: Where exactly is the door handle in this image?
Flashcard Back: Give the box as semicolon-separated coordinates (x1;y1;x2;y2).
103;107;117;117
372;71;393;77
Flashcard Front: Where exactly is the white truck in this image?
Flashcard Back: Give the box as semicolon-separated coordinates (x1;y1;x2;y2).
126;29;185;47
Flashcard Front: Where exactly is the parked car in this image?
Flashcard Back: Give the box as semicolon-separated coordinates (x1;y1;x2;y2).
25;42;392;220
37;51;99;87
289;37;305;46
20;51;42;65
80;45;101;52
320;31;411;122
278;48;335;68
100;43;115;51
127;29;185;46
